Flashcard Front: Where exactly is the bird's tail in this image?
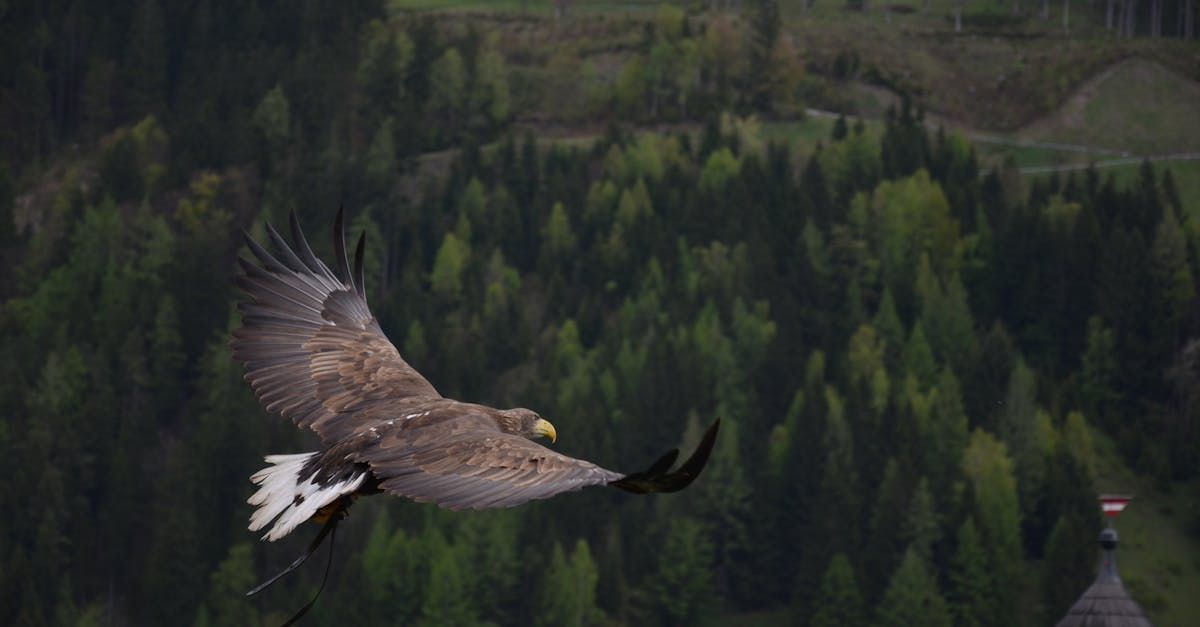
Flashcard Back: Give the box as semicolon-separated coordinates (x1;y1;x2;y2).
247;452;365;541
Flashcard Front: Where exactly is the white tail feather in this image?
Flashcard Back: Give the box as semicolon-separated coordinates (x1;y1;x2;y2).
247;452;366;542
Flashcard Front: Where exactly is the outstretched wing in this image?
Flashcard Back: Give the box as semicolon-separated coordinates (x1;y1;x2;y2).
358;418;721;510
231;208;440;444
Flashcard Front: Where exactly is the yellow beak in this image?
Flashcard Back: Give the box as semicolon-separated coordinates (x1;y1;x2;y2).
534;418;557;443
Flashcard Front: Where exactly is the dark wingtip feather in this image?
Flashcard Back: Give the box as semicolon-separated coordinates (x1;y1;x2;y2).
265;220;307;273
353;231;367;298
644;449;680;477
676;419;720;479
244;229;290;274
289;210;326;277
610;419;720;494
333;206;350;284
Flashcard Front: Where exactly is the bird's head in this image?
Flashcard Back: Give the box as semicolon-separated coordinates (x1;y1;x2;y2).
498;408;557;444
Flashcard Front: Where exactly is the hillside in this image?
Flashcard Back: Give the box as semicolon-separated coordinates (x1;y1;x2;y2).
1021;57;1200;155
1;3;1198;627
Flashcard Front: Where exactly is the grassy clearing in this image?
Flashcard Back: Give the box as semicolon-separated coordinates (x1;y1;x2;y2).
762;116;844;148
1021;58;1200;155
1090;427;1200;627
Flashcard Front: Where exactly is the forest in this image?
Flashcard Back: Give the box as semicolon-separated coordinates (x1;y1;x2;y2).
1;1;1198;626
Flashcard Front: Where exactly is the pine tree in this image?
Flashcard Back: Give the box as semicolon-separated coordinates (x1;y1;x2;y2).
1150;207;1196;356
646;517;715;627
430;232;470;304
808;553;865;627
961;429;1022;626
427;48;467;142
542;201;578;269
538;540;603;627
924;368;968;496
420;536;476;626
903;322;938;388
947;518;989;627
831;115;849;141
1080;317;1120;429
461;511;521;621
874;288;906;373
875;548;952;627
904;478;940;563
747;0;781;110
201;544;260;627
1042;514;1095;620
691;419;756;605
863;458;909;596
996;359;1047;529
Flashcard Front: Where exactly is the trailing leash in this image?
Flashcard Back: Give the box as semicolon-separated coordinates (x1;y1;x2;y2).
247;514;340;626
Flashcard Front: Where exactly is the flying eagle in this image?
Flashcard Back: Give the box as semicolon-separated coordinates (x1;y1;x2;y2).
231;209;718;619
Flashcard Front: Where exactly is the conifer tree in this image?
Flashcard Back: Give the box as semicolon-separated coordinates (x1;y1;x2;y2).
864;458;909;596
647;517;715;627
903;321;938;388
1042;514;1095;620
875;548;952;627
904;478;940;563
538;540;603;627
961;429;1022;626
420;534;476;626
201;544;260;627
1080;317;1120;429
808;553;865;627
947;517;990;627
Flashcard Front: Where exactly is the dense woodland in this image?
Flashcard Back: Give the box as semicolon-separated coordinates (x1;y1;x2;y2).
2;1;1198;626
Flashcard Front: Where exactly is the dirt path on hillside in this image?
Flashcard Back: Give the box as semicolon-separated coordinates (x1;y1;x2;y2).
1018;152;1200;175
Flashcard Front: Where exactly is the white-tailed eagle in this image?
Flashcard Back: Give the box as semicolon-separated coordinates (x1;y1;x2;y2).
230;209;718;623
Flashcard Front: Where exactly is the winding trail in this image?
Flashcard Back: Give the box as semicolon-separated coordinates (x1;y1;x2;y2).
1017;152;1200;175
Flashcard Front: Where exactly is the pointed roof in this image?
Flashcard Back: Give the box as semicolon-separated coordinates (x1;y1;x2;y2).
1056;528;1153;627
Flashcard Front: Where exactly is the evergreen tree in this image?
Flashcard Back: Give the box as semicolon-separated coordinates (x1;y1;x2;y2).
875;548;952;627
831;115;849;141
873;288;905;373
431;232;470;304
961;429;1022;626
428;48;467;142
1080;317;1120;429
924;368;968;496
863;458;909;596
903;478;940;563
1149;207;1196;356
808;553;865;627
903;321;938;388
538;540;603;627
947;517;990;627
1042;514;1095;620
996;359;1047;528
646;517;715;627
200;544;260;627
747;0;781;110
420;534;476;626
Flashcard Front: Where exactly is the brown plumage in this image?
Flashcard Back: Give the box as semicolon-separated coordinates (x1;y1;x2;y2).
232;209;719;543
